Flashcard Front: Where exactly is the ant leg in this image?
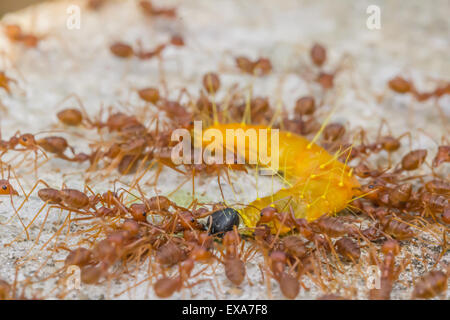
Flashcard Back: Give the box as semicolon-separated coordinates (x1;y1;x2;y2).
378;118;391;137
15;179;51;212
131;158;156;189
33;149;39;179
83;183;95;196
217;174;226;204
397;131;412;150
5;200;50;246
166;175;190;198
224;165;239;200
11;150;30;171
323;234;345;273
191;167;195;199
128;153;151;185
157;56;168;98
27;201;53;240
16;207;71;267
2;166;30;238
1;191;30;241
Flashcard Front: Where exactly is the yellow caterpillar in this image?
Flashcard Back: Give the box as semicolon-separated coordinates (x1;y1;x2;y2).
202;123;360;230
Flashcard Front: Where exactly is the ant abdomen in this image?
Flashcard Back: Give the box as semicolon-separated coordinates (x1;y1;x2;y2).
37;188;62;204
224;257;245;286
59;189;90;209
154;277;180;298
57;109;83;126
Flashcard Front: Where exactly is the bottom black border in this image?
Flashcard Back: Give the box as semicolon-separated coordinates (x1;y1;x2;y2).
0;299;444;319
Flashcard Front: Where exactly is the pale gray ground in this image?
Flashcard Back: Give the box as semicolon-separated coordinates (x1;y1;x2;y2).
0;0;449;299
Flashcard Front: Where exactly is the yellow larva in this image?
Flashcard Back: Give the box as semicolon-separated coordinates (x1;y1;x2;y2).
203;123;360;230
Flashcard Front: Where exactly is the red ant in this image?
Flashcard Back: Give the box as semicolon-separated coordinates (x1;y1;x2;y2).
153;236;215;298
155;240;187;266
399;149;427;172
412;269;448;299
36;136;88;163
219;228;247;286
153;259;195;298
0;71;18;95
137;87;160;104
310;43;326;67
369;239;409;300
234;56;273;76
0;164;28;239
335;237;361;262
424;179;450;196
432;145;449;168
110;42;134;59
295;96;316;117
55;94;106;129
74;221;145;285
388;76;450;101
110;41;168;60
284;236;308;259
87;0;105;10
353;120;412;166
170;34;185;47
3;24;41;48
139;1;177;19
6;132;49;176
309;214;357;238
14;183;106;245
306;43;341;90
268;251;300;299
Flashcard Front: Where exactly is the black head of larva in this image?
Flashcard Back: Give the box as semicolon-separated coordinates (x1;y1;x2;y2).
207;208;240;236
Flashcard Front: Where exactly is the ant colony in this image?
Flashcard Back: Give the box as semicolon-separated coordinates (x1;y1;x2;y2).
0;0;448;301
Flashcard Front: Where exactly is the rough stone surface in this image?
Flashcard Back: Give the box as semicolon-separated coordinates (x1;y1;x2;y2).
0;0;448;299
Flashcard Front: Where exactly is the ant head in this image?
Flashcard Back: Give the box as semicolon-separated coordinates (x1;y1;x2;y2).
179;211;196;229
354;163;371;178
18;134;36;148
129;203;147;222
361;182;385;201
223;230;240;246
0;180;18;195
382;239;400;256
433;145;450;167
258;206;277;223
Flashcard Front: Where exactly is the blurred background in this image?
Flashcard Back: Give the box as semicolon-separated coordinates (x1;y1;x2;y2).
0;0;43;17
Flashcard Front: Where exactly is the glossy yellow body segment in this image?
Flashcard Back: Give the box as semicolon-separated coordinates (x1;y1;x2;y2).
204;123;360;228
